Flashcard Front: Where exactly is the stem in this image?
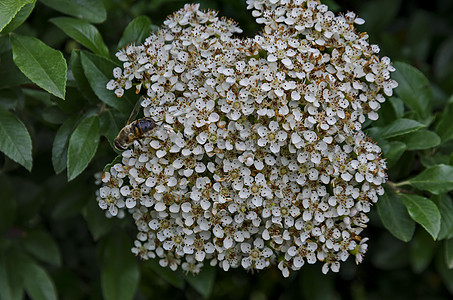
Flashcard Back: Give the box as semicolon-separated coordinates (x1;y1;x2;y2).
392;180;410;187
387;181;414;194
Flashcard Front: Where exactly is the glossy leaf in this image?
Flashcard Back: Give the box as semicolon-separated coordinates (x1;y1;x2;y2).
435;194;453;240
401;194;441;240
99;109;125;145
50;17;109;57
0;252;23;300
373;118;425;139
377;187;415;242
409;164;453;195
52;116;78;174
445;239;453;269
101;233;139;300
381;141;406;168
21;229;61;267
373;99;398;126
0;50;30;89
400;129;441;150
185;265;216;298
118;16;154;49
102;154;122;173
410;230;436;273
39;0;106;23
69;50;97;101
0;0;34;31
0;1;35;34
435;100;453;142
437;254;453;294
22;258;58;300
0;106;32;171
393;61;432;120
10;34;67;99
84;197;113;241
420;154;451;169
67;115;100;181
390;97;405;119
42;106;68;124
80;51;132;113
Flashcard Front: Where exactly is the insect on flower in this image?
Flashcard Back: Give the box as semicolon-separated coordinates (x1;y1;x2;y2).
113;117;158;151
113;97;158;151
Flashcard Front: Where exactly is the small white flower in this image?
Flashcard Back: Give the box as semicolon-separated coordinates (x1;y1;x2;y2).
98;0;394;277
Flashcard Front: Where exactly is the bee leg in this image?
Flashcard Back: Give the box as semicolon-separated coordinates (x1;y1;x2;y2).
136;139;145;148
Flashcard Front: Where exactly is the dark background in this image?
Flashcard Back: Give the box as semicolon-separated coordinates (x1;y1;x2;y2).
3;0;453;299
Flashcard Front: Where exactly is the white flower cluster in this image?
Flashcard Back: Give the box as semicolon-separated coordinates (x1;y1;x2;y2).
99;0;397;277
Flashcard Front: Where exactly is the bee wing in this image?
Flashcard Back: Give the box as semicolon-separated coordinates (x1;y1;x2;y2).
126;96;145;125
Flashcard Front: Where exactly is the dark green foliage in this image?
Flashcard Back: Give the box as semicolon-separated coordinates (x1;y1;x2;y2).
1;0;453;299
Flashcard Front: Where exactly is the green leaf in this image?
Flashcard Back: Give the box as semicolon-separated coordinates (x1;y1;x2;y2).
23;89;51;105
80;51;133;113
21;229;61;267
67;115;100;181
103;154;122;173
389;97;405;119
145;260;185;289
52;116;78;174
374;98;398;126
420;154;451;169
381;141;406;168
10;34;67;99
0;252;23;300
393;61;433;120
437;254;453;294
0;50;30;89
50;17;109;57
0;0;34;31
435;194;453;240
372;118;425;139
185;265;216;298
445;239;453;269
400;129;441;150
0;1;35;34
435;100;453;143
84;197;113;241
408;164;453;195
377;187;415;242
0;106;32;171
101;233;139;300
22;258;58;300
117;16;153;49
39;0;106;23
69;50;97;101
410;229;436;273
42;105;68;124
99;109;126;145
400;194;441;240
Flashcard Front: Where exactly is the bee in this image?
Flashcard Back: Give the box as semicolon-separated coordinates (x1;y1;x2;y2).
113;117;158;151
